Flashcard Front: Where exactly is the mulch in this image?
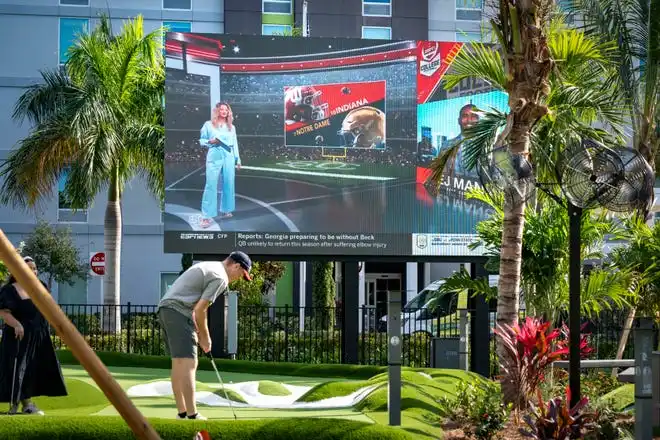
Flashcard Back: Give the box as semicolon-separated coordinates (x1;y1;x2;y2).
441;415;528;440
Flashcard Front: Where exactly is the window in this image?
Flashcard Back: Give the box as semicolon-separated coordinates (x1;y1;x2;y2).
161;272;180;298
163;0;191;10
456;0;482;21
58;277;88;304
363;0;392;17
362;26;392;40
59;0;89;5
59;18;89;65
456;31;482;42
163;21;192;33
263;0;292;14
58;167;88;222
262;24;292;35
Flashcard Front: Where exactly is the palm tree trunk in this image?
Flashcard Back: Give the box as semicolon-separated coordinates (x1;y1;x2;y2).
102;166;122;334
494;0;554;406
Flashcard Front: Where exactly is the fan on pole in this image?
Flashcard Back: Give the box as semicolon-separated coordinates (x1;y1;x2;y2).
478;138;653;408
476;145;536;205
556;138;628;407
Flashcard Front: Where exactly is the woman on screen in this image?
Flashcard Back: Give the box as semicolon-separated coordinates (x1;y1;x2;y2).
199;102;242;229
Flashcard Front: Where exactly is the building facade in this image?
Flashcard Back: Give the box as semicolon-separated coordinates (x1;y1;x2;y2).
0;0;489;306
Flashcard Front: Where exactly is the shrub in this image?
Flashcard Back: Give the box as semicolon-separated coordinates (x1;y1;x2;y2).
542;369;621;403
0;416;413;440
521;389;595;439
495;317;593;410
438;379;511;440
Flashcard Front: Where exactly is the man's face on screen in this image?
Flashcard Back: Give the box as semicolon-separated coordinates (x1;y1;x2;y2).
458;106;479;132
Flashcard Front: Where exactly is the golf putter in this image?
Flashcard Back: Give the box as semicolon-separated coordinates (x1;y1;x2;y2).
9;339;19;415
205;351;237;420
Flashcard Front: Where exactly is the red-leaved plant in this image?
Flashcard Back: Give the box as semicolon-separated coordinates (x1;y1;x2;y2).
520;387;595;439
494;317;593;411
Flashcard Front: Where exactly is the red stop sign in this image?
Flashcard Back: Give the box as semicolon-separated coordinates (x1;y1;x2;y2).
90;252;105;276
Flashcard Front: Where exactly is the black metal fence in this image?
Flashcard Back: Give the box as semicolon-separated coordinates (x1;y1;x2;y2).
26;303;646;373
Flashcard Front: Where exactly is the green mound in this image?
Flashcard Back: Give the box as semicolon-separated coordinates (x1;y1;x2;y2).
0;416;413;440
258;381;292;396
298;368;471;404
32;378;109;415
599;384;634;412
356;383;443;413
211;388;248;404
297;380;373;403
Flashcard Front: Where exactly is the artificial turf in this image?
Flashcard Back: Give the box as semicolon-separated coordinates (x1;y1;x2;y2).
2;363;477;439
0;416;414;440
258;380;292;396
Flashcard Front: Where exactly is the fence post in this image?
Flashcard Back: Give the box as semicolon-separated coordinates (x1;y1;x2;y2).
635;317;655;440
284;304;289;363
126;302;131;354
653;351;660;428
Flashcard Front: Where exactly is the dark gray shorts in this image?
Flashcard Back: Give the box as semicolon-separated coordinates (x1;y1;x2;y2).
158;307;198;359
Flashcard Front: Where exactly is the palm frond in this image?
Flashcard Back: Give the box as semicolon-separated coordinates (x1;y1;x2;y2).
427;269;498;311
442;42;507;91
579;269;635;318
11;70;80;126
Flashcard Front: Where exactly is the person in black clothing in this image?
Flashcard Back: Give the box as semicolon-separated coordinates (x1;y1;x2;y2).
0;256;67;415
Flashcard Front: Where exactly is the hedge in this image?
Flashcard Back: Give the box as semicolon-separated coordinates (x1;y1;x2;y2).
55;350;389;379
0;416;413;440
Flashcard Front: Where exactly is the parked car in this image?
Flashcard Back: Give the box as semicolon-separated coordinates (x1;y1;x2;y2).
378;276;504;337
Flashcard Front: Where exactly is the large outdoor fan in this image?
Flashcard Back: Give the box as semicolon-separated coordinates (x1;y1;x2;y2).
557;139;626;209
598;146;655;213
478;136;654;409
476;145;536;205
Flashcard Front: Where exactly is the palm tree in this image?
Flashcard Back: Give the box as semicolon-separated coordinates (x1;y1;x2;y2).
0;14;165;332
426;8;624;379
571;0;660;368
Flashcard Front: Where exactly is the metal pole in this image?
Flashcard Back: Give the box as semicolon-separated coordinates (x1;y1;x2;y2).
634;317;655;440
387;290;402;426
302;1;309;37
568;202;582;408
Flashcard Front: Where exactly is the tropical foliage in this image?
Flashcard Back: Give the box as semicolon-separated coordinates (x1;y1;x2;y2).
494;316;593;410
429;187;634;323
0;15;165;331
426;5;626;374
572;0;660;207
608;216;660;320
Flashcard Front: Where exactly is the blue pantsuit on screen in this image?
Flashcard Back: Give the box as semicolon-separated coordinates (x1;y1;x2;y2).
199;122;241;218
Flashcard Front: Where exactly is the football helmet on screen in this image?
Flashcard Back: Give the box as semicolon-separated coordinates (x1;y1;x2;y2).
337;106;386;148
284;85;329;123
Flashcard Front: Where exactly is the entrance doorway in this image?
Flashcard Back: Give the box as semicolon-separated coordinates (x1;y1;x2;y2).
364;273;402;331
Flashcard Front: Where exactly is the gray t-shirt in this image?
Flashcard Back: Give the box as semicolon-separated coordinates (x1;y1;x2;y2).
158;261;229;318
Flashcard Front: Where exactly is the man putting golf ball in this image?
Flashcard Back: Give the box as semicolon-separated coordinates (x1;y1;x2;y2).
157;251;252;420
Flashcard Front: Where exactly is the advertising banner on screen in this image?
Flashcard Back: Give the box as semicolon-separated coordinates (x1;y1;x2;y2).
163;33;504;258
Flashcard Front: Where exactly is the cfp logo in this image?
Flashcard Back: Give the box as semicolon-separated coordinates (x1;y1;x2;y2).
416;234;428;249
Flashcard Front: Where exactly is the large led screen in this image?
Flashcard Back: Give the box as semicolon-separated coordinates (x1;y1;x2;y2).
163;34;509;257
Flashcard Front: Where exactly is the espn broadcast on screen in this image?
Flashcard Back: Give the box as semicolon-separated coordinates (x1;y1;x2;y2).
163;33;509;257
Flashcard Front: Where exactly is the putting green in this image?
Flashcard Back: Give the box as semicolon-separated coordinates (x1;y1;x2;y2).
25;364;477;440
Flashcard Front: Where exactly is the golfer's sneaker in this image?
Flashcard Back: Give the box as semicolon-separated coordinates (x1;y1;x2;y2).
7;404;18;415
176;412;187;420
187;413;207;420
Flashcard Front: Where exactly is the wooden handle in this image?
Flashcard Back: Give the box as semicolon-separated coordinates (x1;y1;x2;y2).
0;229;161;440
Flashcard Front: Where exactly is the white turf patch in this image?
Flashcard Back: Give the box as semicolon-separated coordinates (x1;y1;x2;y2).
126;381;379;409
419;372;433;380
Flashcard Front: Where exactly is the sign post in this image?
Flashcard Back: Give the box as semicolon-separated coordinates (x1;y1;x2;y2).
388;289;402;426
90;252;105;303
